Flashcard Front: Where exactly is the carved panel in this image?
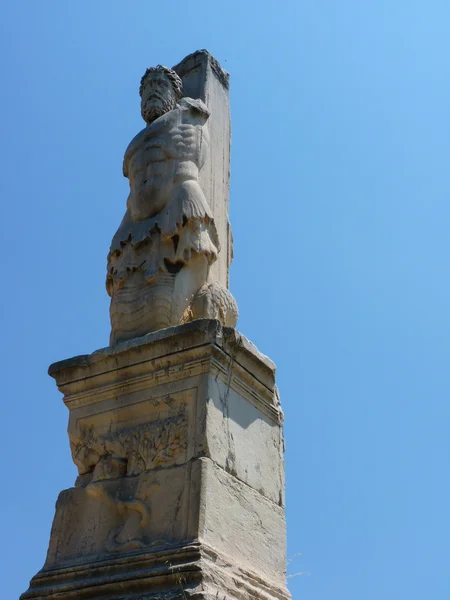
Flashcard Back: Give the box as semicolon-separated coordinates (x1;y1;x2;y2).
70;389;196;480
44;464;192;567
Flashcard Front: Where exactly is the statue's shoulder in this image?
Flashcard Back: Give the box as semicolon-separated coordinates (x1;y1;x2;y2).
178;97;210;120
124;126;147;160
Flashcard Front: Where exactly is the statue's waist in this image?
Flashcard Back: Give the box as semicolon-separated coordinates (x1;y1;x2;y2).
131;163;199;194
173;161;199;183
131;158;199;179
127;174;206;224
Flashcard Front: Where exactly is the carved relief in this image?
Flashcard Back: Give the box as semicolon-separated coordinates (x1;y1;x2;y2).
107;65;238;345
86;481;160;552
71;411;188;481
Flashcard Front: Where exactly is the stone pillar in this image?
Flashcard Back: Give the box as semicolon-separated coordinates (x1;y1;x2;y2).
173;50;233;288
21;320;290;600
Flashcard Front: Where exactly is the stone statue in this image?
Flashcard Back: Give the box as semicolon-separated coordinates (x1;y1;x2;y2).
23;53;290;600
107;65;238;345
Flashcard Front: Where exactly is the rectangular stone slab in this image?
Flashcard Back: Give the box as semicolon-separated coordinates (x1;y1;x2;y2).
173;50;233;289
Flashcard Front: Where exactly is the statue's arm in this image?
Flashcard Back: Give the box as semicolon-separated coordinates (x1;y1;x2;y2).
179;97;210;121
122;128;145;179
197;108;210;170
174;98;210;168
123;139;133;179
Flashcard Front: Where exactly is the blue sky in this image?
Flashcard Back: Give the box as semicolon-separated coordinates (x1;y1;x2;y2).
2;1;450;598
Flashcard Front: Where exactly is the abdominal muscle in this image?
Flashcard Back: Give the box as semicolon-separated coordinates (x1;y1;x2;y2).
128;156;201;222
128;155;175;221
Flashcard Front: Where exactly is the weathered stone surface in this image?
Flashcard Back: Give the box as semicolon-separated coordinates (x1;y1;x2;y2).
21;320;290;599
21;51;291;600
197;458;287;578
107;53;238;345
45;464;197;567
49;318;276;390
53;320;284;507
173;50;233;290
22;543;290;599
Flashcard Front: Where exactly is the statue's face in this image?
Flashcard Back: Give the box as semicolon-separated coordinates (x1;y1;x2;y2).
140;72;177;124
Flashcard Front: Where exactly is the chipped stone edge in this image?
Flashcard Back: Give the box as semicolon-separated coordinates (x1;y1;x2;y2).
173;48;230;90
22;541;290;600
48;319;275;385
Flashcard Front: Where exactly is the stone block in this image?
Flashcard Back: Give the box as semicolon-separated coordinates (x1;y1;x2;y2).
21;321;290;600
197;458;287;581
51;320;284;507
45;463;199;568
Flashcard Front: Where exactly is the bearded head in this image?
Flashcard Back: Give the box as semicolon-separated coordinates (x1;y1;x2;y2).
139;65;183;124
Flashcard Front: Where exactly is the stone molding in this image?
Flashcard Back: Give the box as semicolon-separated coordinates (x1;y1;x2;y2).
49;320;282;424
21;541;290;600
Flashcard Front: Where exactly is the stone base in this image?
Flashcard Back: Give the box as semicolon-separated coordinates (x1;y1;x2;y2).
21;320;291;600
21;541;290;599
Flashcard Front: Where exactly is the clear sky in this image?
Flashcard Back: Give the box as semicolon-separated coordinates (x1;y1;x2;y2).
2;1;449;598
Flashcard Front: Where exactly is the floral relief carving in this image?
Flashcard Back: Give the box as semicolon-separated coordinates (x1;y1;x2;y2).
71;410;188;481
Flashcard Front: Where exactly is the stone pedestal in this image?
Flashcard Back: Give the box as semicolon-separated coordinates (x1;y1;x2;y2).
21;320;291;600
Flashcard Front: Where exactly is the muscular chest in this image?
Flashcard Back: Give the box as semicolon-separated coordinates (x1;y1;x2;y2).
130;135;171;176
125;113;180;177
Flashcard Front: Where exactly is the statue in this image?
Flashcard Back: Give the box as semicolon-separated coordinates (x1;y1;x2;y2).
107;65;238;345
23;54;290;600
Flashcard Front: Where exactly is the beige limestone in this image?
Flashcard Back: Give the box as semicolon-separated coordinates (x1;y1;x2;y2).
21;320;290;600
21;51;291;600
107;52;238;345
173;50;234;289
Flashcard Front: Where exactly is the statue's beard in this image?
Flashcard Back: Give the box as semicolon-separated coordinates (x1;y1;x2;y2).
142;96;176;124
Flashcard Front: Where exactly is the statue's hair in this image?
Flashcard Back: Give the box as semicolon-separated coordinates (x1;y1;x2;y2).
139;65;183;100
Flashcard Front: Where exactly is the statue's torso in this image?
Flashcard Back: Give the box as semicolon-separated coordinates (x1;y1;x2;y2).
124;104;203;222
107;96;237;344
